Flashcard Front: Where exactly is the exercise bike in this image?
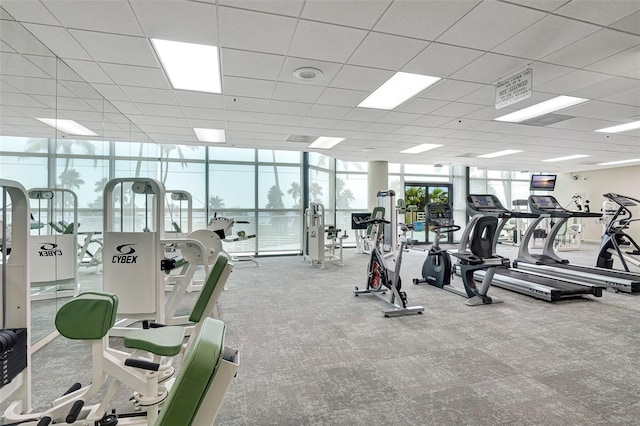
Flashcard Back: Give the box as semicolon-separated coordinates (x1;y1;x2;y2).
354;216;424;317
597;193;640;272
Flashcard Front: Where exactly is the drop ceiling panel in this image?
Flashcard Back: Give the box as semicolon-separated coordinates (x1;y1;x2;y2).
545;117;620;131
329;65;393;92
528;62;574;86
1;75;57;96
492;15;598;60
184;118;225;128
316;87;368;108
266;100;312;116
1;52;50;79
449;53;530;84
130;0;218;45
611;11;640;35
0;40;15;53
1;92;48;109
585;46;640;76
288;20;367;63
374;1;480;41
181;107;226;121
45;0;142;36
221;48;285;81
300;0;391;29
572;76;640;101
63;59;113;84
602;86;640;107
306;104;349;119
562;100;640;121
224;96;269;113
272;82;325;103
348;32;428;70
1;21;55;56
555;0;640;26
120;86;177;105
378;111;422;125
432;102;485;118
420;80;485;102
175;91;224;109
396;98;448;114
69;29;158;66
537;69;612;94
222;76;276;99
406;115;452;128
91;83;130;102
0;2;59;25
437;1;546;50
218;7;297;55
100;63;169;90
541;29;640;68
331;120;370;131
110;101;142;115
219;0;304;17
135;103;184;117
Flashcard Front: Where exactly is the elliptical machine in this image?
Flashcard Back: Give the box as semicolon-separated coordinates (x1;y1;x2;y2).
413;203;460;287
597;193;640;272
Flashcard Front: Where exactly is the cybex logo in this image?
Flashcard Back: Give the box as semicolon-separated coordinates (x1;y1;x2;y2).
38;243;63;257
112;244;138;264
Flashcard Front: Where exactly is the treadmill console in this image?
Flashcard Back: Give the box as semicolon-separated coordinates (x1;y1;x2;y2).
467;194;506;211
529;195;563;211
426;203;454;227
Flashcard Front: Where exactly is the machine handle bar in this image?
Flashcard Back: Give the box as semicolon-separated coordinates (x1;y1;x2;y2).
429;224;461;233
354;217;391;226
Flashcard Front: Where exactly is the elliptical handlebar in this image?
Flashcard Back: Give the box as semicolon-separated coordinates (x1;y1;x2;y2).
428;224;461;234
603;193;639;231
353;216;391;226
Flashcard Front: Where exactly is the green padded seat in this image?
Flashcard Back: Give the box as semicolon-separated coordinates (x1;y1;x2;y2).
124;326;185;357
55;292;118;340
189;254;228;323
156;317;225;426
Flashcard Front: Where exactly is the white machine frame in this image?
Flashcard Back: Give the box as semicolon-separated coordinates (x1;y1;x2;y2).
303;202;345;268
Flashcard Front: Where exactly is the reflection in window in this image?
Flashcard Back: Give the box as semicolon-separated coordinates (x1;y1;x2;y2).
209;163;255;210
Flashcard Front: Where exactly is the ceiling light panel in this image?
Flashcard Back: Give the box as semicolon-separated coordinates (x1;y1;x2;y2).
308;137;345;149
477;149;522;158
152;38;221;93
494;96;589;123
35;118;98;136
597;158;640;166
357;72;441;110
595;120;640;133
400;144;443;154
194;127;226;143
541;154;590;162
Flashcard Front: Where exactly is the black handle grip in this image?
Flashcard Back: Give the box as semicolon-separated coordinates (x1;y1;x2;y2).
125;358;160;371
66;400;84;423
37;417;52;426
62;382;82;396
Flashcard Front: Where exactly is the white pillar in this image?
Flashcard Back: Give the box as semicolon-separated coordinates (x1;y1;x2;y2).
367;161;388;211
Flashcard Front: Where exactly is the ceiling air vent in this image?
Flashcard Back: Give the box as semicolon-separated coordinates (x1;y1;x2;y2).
522;114;574;127
286;135;314;143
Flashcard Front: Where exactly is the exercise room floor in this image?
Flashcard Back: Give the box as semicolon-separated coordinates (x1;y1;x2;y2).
25;242;640;425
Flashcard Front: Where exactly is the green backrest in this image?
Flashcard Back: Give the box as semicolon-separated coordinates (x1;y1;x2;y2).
367;206;385;237
55;292;119;340
188;255;229;323
156;317;225;426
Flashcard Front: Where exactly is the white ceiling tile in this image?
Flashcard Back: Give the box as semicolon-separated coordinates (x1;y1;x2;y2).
585;46;640;76
611;10;640;35
64;59;113;84
288;20;367;63
410;115;454;128
138;125;193;136
545;116;621;132
431;102;485;118
59;80;104;99
221;48;285;81
561;100;640;121
100;63;170;89
528;62;574;86
298;117;337;129
261;113;303;126
259;124;296;134
69;29;158;66
602;86;640;107
21;23;90;60
266;100;312;116
1;92;48;108
375;1;480;41
224;96;269;112
226;121;262;132
348;32;428;70
91;83;131;102
449;53;530;84
343;108;390;122
537;70;612;94
0;52;50;79
402;42;483;79
219;0;304;17
130;1;218;44
571;77;640;100
225;110;264;123
419;80;485;102
222;76;276;99
364;122;402;133
306;104;350;119
271;82;324;103
278;57;342;86
378;111;423;125
120;86;177;105
316;87;368;107
218;7;297;55
541;29;640;68
0;75;56;96
395;98;449;114
181;107;226;120
394;125;429;135
331;120;372;132
437;1;546;50
45;0;142;36
0;1;59;24
1;21;55;56
301;0;391;29
135;103;184;117
502;1;570;12
492;15;598;60
329;65;394;92
175;91;224;109
0;40;15;53
556;0;640;26
110;101;142;115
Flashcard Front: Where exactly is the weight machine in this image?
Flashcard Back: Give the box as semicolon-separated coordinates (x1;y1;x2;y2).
209;214;259;266
303;202;346;268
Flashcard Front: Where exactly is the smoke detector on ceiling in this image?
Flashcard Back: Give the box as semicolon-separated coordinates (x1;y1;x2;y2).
293;67;323;81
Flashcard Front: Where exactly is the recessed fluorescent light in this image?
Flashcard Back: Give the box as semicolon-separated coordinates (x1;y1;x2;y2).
35;118;98;136
152;38;221;93
400;144;442;154
494;96;588;123
194;128;225;143
477;149;522;158
595;120;640;133
541;154;590;162
308;137;345;149
357;72;441;110
597;158;640;166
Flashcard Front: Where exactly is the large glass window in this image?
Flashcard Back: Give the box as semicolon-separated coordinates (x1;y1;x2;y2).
208;163;255;210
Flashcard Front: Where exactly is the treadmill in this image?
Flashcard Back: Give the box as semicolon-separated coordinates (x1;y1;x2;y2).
462;194;603;302
513;195;640;293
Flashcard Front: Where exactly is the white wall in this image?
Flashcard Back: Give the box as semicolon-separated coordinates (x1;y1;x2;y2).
554;165;640;242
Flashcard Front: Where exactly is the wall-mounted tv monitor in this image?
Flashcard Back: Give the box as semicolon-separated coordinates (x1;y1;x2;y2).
530;174;557;191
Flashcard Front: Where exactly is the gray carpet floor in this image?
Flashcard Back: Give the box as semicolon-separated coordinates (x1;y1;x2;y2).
13;242;640;425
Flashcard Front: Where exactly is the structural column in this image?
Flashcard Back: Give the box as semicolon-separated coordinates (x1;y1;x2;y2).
367;161;388;211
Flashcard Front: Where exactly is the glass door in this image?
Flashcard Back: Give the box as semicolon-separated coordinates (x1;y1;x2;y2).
404;183;453;245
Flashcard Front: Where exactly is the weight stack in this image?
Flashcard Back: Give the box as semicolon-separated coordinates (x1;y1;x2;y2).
0;328;28;387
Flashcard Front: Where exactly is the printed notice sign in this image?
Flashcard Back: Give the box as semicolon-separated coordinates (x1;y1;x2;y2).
495;68;532;109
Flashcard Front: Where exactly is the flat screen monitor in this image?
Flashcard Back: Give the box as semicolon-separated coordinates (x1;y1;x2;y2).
530;174;557;191
351;212;370;230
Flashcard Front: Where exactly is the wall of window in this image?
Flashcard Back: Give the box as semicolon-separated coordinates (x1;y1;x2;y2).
469;168;533;208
